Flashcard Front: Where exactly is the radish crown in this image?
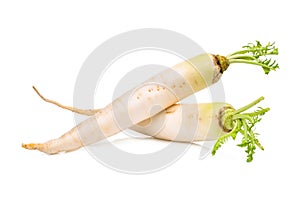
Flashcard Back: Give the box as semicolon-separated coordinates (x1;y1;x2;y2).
212;96;269;162
224;41;279;74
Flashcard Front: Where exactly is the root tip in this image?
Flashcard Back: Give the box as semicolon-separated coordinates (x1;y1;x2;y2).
22;143;39;150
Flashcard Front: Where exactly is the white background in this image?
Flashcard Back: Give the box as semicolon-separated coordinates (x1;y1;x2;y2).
1;0;299;199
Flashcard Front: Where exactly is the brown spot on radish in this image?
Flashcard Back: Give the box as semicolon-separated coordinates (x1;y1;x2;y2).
148;89;151;92
171;85;176;89
166;104;180;114
212;54;219;67
188;114;194;119
138;118;151;127
212;54;230;73
137;96;140;100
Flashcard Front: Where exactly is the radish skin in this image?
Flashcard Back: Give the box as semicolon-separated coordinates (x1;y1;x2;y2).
31;86;230;141
23;54;222;154
131;103;232;142
23;103;231;153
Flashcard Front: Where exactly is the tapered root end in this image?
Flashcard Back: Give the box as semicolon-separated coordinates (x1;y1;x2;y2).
22;142;60;154
22;143;42;150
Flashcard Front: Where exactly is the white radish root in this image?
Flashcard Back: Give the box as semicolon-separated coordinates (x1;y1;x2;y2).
23;54;223;154
30;87;233;142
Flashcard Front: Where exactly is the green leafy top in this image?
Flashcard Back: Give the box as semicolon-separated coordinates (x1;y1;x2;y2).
212;96;269;162
226;41;279;74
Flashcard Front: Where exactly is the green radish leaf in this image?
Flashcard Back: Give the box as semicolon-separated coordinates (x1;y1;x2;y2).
226;41;279;74
212;97;269;162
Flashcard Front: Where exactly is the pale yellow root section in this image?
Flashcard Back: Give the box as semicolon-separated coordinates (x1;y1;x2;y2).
132;103;231;142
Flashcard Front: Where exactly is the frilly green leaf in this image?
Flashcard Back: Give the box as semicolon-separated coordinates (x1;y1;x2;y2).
212;97;269;162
